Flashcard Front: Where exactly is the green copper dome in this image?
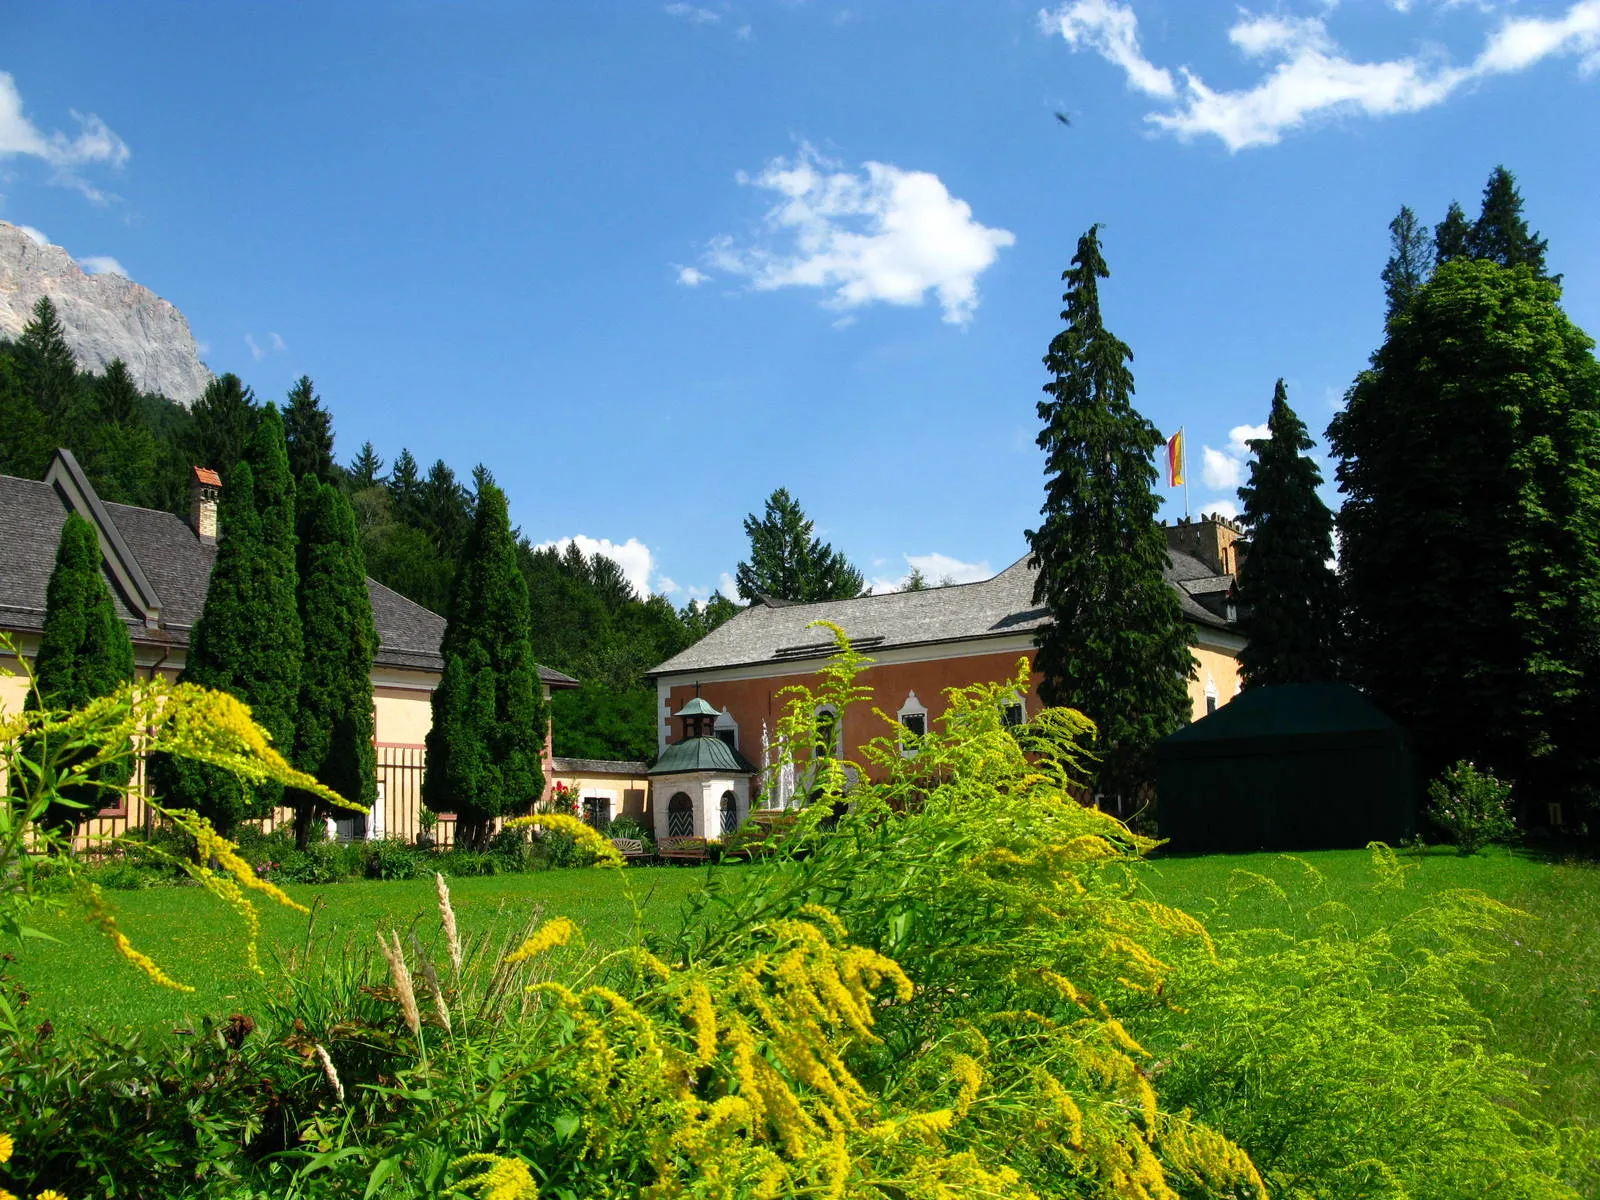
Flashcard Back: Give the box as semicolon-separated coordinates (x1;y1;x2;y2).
674;696;721;718
649;735;758;776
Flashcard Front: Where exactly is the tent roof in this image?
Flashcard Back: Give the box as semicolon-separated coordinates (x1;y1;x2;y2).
1158;683;1399;751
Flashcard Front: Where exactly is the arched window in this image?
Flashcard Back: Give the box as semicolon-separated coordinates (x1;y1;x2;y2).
897;691;928;756
720;790;739;835
1205;675;1219;716
714;707;739;750
667;791;695;838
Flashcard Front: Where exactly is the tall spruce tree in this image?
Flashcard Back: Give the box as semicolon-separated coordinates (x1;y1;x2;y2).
156;405;302;834
1468;165;1549;275
188;374;259;487
16;297;80;424
1381;207;1433;320
1433;201;1472;266
1025;224;1193;799
1328;258;1600;799
348;441;385;489
735;488;865;602
26;512;135;831
283;376;338;483
422;481;546;849
290;478;377;847
1236;380;1340;687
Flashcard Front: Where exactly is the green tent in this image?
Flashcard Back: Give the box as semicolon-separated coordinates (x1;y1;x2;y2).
1152;683;1417;853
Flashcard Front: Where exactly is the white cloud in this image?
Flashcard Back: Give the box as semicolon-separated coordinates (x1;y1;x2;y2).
1040;0;1600;151
269;331;287;353
1200;499;1241;520
870;551;992;593
245;334;266;361
1200;422;1270;490
657;575;681;595
676;265;709;286
666;2;721;23
704;143;1015;325
0;71;129;199
535;535;658;597
77;254;126;276
719;570;737;598
17;223;48;246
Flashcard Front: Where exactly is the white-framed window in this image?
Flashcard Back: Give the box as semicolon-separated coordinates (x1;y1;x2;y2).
1000;692;1025;728
583;795;612;830
715;706;739;751
897;691;928;755
1205;675;1219;716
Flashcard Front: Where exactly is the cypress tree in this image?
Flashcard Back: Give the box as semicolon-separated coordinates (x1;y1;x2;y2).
422;481;546;849
1381;207;1433;320
1328;259;1600;798
1433;202;1472;266
156;406;302;834
1025;224;1193;800
1236;380;1340;688
26;512;135;832
283;376;338;483
1468;165;1549;276
290;478;377;848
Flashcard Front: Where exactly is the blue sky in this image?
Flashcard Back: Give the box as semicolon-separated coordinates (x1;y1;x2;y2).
5;1;1599;599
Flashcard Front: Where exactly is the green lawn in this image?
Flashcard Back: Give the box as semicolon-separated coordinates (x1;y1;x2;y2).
10;846;1598;1141
12;865;713;1030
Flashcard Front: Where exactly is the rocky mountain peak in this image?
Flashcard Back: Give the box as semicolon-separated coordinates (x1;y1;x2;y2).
0;221;213;406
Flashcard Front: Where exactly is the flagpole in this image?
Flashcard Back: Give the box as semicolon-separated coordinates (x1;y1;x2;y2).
1182;426;1190;520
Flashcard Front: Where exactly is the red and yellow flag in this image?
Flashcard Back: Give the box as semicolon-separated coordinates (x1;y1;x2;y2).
1167;430;1184;487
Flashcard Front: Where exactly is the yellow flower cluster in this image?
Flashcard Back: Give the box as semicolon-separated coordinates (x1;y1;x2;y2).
449;1153;540;1200
502;813;624;867
504;916;580;964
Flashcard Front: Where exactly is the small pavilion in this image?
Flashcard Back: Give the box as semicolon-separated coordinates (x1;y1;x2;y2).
649;696;759;841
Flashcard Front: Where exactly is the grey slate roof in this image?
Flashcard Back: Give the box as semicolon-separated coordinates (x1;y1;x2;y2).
649;735;758;776
550;756;649;776
649;551;1237;677
1;460;578;688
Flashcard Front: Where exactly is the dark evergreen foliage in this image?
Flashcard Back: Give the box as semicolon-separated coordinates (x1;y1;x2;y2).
347;441;385;489
1433;201;1472;265
26;512;135;831
735;488;865;602
1468;166;1550;276
291;478;377;848
682;591;740;642
1236;380;1340;687
1328;259;1600;800
283;376;338;484
1381;207;1433;320
1025;224;1194;799
156;407;302;835
187;374;260;488
422;481;547;849
15;297;80;424
386;448;422;520
550;685;658;762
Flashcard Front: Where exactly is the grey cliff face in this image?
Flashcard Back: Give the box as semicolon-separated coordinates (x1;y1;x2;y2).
0;221;213;407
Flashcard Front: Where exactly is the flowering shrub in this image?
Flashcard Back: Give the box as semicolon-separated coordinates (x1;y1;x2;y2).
1428;759;1518;854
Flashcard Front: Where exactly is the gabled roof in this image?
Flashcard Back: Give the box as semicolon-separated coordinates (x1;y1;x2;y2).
0;455;576;687
649;735;758;776
649;550;1238;677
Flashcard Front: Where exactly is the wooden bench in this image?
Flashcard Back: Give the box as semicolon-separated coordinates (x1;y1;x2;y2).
723;810;798;860
656;836;709;864
609;837;647;863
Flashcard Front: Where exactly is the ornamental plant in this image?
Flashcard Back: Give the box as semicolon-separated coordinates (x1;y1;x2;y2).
1428;759;1518;854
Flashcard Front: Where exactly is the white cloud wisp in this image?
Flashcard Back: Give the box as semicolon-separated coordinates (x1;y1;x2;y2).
77;254;127;277
535;535;660;598
1040;0;1600;150
700;143;1015;325
869;551;992;594
1199;422;1269;516
0;71;130;200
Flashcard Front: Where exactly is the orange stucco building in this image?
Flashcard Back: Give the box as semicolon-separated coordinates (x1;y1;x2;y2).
647;517;1248;816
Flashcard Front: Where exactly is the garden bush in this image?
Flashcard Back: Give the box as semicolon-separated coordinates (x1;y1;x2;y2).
1428;759;1518;853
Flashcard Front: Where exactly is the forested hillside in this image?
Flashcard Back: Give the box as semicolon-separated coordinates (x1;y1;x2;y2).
0;298;739;761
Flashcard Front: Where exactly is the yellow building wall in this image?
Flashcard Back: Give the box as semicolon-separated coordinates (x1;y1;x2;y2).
1187;643;1243;717
375;685;434;747
547;767;651;827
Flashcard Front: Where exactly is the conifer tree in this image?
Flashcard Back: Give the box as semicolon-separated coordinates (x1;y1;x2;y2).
386;448;422;522
1025;225;1193;799
283;375;338;483
290;478;377;847
422;481;546;849
187;374;259;486
903;565;930;591
156;406;302;834
1381;207;1433;319
26;512;135;831
735;488;865;602
348;441;385;489
1236;380;1340;688
16;297;79;423
1468;165;1549;275
1433;202;1472;265
1329;258;1600;798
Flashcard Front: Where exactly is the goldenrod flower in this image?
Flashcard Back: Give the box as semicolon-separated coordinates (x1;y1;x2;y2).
37;1189;70;1200
505;917;578;964
0;1131;11;1163
450;1153;540;1200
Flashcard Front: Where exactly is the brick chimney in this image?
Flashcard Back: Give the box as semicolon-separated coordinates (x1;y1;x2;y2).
190;466;221;543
